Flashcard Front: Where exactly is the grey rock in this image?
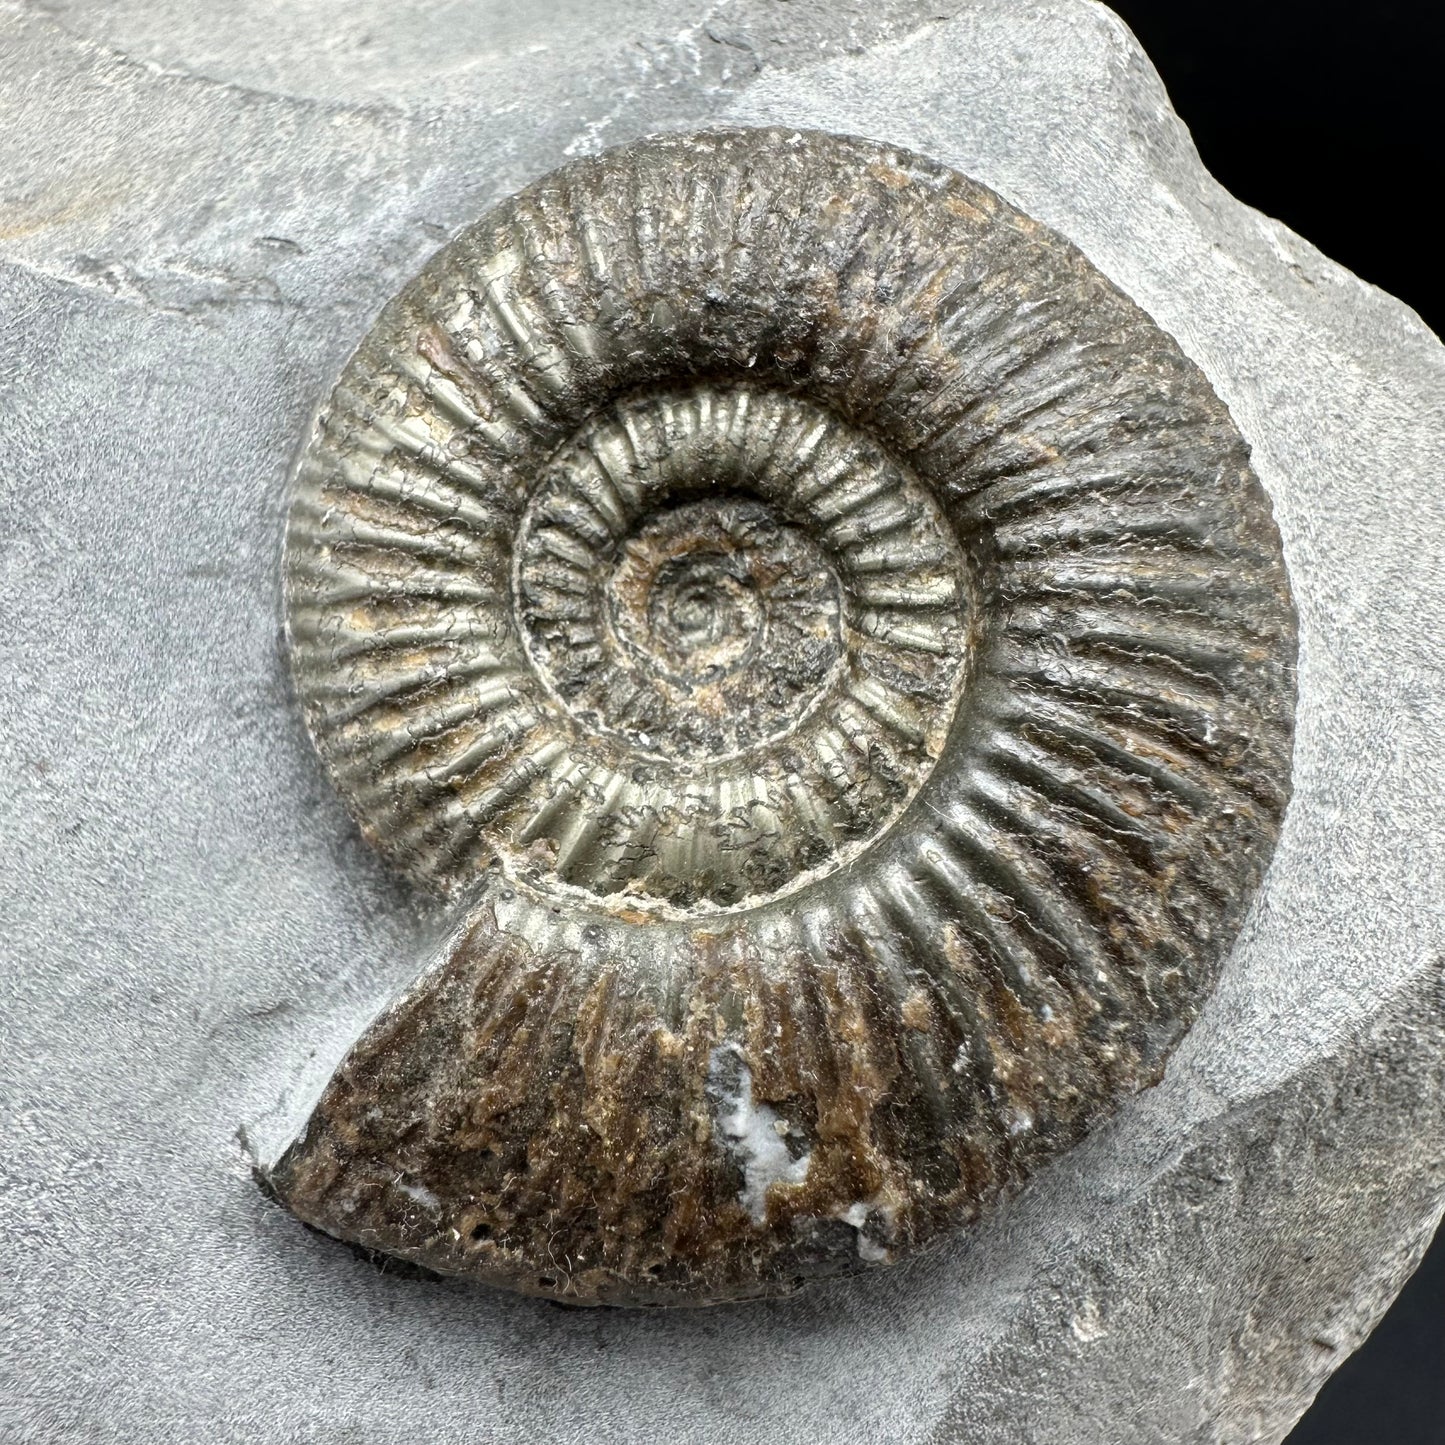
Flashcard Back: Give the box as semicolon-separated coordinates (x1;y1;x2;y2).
1;0;1442;1441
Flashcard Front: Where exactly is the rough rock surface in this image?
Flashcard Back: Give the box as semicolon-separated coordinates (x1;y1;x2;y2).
1;0;1442;1440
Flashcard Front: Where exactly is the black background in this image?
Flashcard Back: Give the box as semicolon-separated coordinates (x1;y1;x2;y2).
1101;2;1444;1440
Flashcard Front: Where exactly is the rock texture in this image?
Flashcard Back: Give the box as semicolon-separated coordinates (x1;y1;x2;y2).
2;0;1442;1440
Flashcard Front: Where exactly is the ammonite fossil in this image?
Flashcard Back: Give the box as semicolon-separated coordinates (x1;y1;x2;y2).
269;127;1296;1306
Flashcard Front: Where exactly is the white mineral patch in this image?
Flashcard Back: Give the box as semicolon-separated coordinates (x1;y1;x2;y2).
398;1181;440;1212
708;1046;812;1224
1071;1300;1108;1345
839;1203;893;1263
858;1235;891;1265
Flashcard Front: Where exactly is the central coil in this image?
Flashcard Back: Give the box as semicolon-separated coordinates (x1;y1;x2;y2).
507;384;972;911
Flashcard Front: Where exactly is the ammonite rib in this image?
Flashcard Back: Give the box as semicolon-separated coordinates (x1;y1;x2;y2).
271;127;1296;1306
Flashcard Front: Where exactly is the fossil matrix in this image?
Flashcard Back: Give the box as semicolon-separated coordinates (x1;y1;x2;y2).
271;127;1297;1305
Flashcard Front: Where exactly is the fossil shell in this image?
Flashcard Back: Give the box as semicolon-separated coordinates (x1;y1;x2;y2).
270;127;1297;1306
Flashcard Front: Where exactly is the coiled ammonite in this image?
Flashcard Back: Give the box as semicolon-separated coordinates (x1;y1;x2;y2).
270;128;1296;1306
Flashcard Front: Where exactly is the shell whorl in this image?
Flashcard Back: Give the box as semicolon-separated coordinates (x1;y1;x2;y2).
273;127;1297;1305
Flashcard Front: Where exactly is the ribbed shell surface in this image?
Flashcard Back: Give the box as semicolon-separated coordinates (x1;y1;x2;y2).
271;128;1297;1305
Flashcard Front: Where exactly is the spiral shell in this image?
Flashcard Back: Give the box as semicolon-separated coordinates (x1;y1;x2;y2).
270;128;1296;1305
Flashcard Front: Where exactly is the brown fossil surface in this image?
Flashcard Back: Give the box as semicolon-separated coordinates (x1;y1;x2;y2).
269;127;1297;1305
